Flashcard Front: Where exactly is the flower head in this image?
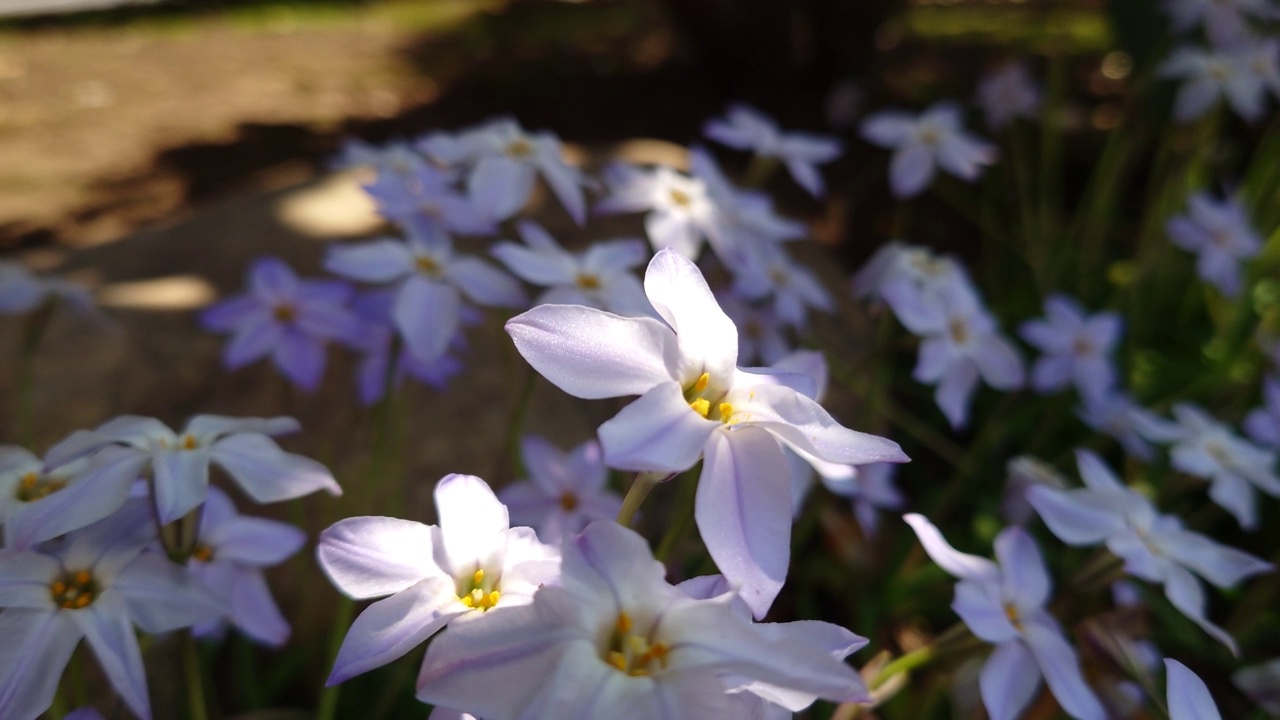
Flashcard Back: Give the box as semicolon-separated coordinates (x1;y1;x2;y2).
1019;294;1122;402
416;521;870;719
1160;44;1275;123
43;414;340;528
506;248;906;616
0;499;224;720
904;514;1107;720
1028;450;1272;653
316;474;560;685
703;104;843;196
1166;191;1261;297
1166;659;1222;720
498;436;623;544
0;261;94;316
1077;389;1173;461
976;62;1042;130
860;102;996;198
491;221;653;316
201;257;366;391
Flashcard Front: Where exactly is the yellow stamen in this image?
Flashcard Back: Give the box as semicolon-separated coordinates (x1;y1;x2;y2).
75;570;91;585
1004;604;1023;631
559;491;579;511
616;612;632;635
575;274;601;290
507;139;533;158
669;189;691;207
606;651;628;672
51;581;67;595
487;590;501;607
182;435;199;450
192;545;215;563
20;472;37;489
689;398;710;418
75;594;92;608
460;594;475;608
472;569;485;585
415;256;440;276
718;403;734;422
692;372;709;394
273;304;297;323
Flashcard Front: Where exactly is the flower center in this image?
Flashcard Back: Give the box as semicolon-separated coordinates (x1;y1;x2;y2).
506;139;533;158
1071;337;1094;357
768;267;789;287
918;125;941;147
457;568;501;611
559;491;579;511
683;372;735;423
416;255;442;278
50;569;98;610
1205;441;1232;466
191;544;215;563
16;471;66;502
948;317;970;345
1004;603;1023;631
604;612;669;677
273;304;297;323
669;189;692;207
575;273;601;290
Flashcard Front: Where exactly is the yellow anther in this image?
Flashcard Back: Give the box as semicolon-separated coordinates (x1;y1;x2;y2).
693;373;709;394
606;651;628;672
647;643;669;664
472;569;485;585
487;591;501;608
75;570;91;585
507;139;533;158
51;581;67;595
575;274;601;290
669;189;691;207
75;594;92;608
19;472;37;489
718;403;734;422
615;612;632;635
460;594;475;608
192;545;215;563
689;399;710;418
182;435;199;450
1004;604;1023;630
415;256;440;275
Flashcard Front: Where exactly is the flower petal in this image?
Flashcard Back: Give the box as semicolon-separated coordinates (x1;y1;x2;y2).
328;575;463;685
74;594;152;720
435;474;509;572
1166;658;1221;720
696;427;793;619
597;382;718;473
0;609;81;720
643;248;738;387
728;383;908;465
979;640;1041;720
1023;619;1107;720
211;433;342;503
994;527;1051;609
317;516;439;599
506;304;678;399
152;448;211;525
903;513;999;581
394;275;462;362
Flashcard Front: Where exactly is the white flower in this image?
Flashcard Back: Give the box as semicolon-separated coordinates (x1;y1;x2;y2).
1160;45;1274;123
1166;191;1261;297
1018;294;1122;401
860;103;996;198
498;436;623;544
703;104;843;197
976;63;1042;130
316;474;560;684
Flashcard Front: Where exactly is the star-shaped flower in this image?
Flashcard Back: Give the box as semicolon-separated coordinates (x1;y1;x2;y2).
498;436;623;544
0;261;94;316
506;248;907;616
904;514;1107;720
316;474;560;684
860;102;996;198
703;104;843;197
1019;294;1122;402
200;257;367;391
1160;45;1274;123
976;62;1042;130
1166;191;1261;297
1028;449;1272;653
416;521;870;719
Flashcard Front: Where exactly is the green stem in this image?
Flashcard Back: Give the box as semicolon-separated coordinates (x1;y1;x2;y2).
501;366;537;482
616;471;670;527
870;645;934;690
654;469;698;562
316;597;356;720
182;630;208;720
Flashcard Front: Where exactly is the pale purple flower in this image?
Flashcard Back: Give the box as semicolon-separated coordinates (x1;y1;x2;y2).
1028;449;1272;653
439;117;588;225
689;146;808;249
330;138;427;178
730;240;834;330
0;446;93;547
0;261;94;315
416;520;870;719
904;514;1107;720
1019;294;1122;401
1161;45;1273;122
491;221;653;316
188;487;307;647
1166;659;1222;720
703;104;843;197
325;218;526;361
363;162;495;236
497;436;623;544
0;499;224;720
42;414;341;528
506;248;907;616
1166;191;1261;297
1163;0;1277;46
881;278;1025;429
201;257;366;391
1077;389;1174;461
860;102;996;198
1243;377;1280;447
1153;403;1280;529
1233;656;1280;713
316;474;560;685
977;63;1042;130
350;289;470;405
